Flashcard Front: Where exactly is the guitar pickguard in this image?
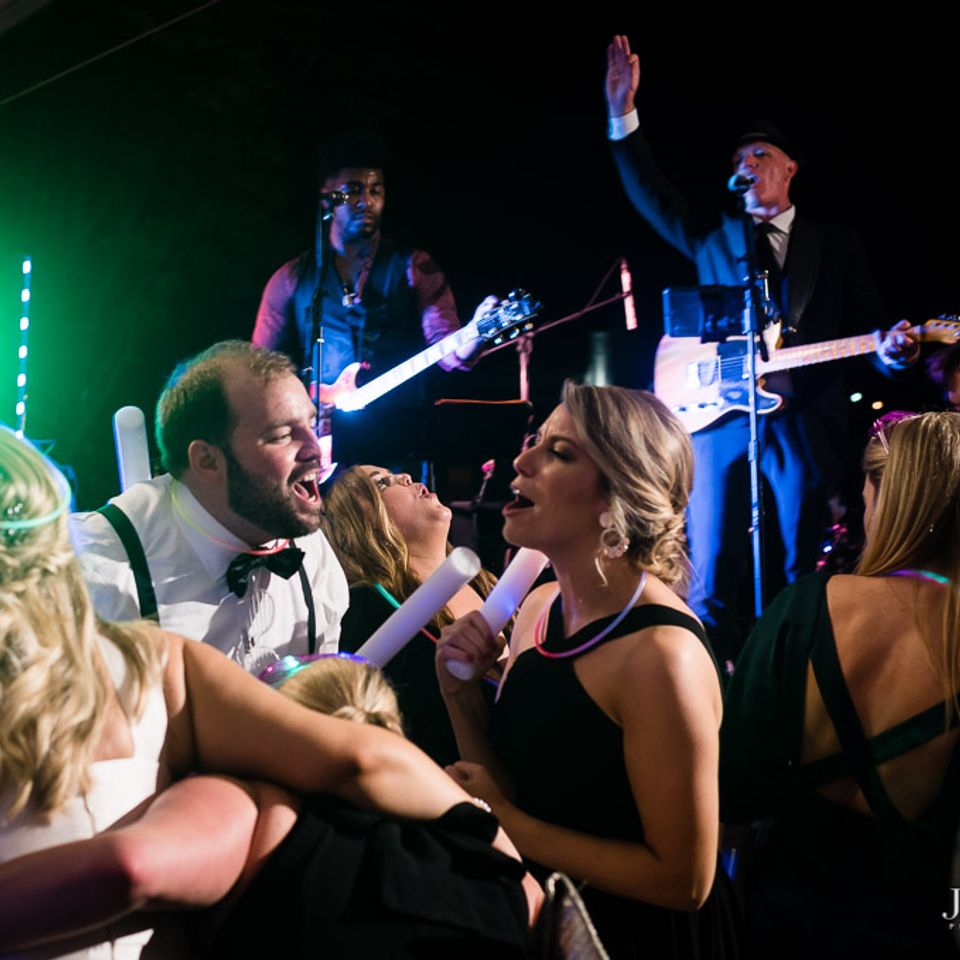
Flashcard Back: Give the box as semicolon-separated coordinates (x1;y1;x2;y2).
654;336;782;434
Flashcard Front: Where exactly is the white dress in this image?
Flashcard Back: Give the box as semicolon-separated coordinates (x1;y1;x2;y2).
0;636;175;959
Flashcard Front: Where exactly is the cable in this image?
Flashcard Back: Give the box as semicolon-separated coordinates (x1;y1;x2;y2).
0;0;222;108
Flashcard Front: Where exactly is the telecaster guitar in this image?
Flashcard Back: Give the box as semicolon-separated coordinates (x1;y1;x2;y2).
654;317;960;434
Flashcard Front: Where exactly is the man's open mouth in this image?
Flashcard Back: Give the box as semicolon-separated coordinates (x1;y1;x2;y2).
293;474;321;504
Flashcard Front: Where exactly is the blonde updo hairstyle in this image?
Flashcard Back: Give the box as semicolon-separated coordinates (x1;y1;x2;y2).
562;382;694;593
0;428;160;819
858;412;960;713
280;657;404;736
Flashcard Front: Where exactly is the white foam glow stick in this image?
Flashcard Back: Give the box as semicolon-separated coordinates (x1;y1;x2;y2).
357;547;481;667
113;406;152;492
445;547;549;680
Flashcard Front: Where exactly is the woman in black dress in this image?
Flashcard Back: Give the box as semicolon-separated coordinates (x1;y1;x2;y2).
323;465;499;765
437;383;736;959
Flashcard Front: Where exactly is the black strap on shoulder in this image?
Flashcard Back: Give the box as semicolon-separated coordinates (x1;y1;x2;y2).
96;503;159;622
296;556;317;655
619;605;722;681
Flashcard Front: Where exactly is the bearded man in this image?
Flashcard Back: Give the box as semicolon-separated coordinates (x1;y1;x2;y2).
70;341;348;672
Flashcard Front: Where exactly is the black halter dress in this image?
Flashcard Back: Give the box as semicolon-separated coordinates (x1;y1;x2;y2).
491;599;740;960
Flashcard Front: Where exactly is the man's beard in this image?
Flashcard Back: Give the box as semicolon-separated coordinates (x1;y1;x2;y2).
223;448;321;541
343;215;380;243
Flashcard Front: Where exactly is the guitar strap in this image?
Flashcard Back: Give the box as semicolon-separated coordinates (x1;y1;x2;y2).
96;503;159;621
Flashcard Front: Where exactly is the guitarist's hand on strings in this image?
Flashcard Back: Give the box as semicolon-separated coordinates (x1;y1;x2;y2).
877;319;921;370
455;295;500;362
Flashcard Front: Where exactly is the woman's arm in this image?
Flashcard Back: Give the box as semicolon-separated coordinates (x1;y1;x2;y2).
436;586;553;771
435;610;503;768
162;632;475;820
0;775;260;952
450;625;722;911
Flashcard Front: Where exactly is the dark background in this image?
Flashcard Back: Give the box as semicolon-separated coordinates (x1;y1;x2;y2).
1;1;956;508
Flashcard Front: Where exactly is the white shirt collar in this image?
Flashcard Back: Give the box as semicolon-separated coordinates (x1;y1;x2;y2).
754;205;796;233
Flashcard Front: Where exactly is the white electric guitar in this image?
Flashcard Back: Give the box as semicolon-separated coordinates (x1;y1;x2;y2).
311;292;540;477
313;290;540;411
654;317;960;434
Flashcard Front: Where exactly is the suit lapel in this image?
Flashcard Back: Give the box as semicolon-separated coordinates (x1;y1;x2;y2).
784;213;820;333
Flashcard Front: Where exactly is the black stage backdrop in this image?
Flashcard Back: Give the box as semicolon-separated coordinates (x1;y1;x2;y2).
0;1;956;508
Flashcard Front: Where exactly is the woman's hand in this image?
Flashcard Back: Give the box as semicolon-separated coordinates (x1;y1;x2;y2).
436;611;503;696
445;760;511;817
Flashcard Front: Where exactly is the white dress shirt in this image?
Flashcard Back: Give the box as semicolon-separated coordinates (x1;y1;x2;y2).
70;475;348;672
755;204;795;267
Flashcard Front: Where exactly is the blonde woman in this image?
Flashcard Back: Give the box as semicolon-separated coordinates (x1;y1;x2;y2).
437;383;736;959
323;466;498;765
270;650;406;735
204;651;536;957
721;411;960;958
0;427;533;956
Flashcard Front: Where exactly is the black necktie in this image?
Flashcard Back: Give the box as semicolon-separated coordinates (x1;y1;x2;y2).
755;221;785;315
226;545;305;598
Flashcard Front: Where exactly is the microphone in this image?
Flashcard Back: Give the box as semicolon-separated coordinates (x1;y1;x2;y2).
619;258;637;331
319;189;350;207
727;173;757;194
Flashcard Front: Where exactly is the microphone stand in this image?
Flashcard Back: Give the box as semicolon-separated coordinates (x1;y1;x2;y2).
733;186;769;621
309;195;333;439
478;290;631;402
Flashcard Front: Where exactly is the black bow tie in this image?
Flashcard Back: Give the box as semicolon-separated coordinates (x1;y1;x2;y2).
226;546;305;598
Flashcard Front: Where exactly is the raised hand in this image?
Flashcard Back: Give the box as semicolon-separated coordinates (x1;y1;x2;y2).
606;34;640;118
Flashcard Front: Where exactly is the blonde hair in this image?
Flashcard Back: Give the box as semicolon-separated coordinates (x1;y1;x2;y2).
562;382;694;592
0;429;160;818
322;466;497;632
858;412;960;713
280;657;404;736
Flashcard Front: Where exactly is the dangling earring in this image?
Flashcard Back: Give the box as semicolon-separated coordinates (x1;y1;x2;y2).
598;511;629;559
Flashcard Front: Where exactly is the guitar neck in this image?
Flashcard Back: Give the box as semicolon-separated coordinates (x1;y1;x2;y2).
759;332;878;373
341;326;474;409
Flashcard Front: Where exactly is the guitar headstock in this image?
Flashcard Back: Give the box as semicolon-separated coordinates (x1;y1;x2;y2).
477;290;542;346
920;315;960;344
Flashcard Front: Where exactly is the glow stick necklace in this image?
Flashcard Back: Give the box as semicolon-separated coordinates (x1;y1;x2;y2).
534;572;648;659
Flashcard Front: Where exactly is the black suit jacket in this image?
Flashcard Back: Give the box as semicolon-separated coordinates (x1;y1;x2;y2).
610;129;889;418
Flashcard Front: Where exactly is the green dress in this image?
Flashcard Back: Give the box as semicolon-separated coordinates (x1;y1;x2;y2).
721;572;960;958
